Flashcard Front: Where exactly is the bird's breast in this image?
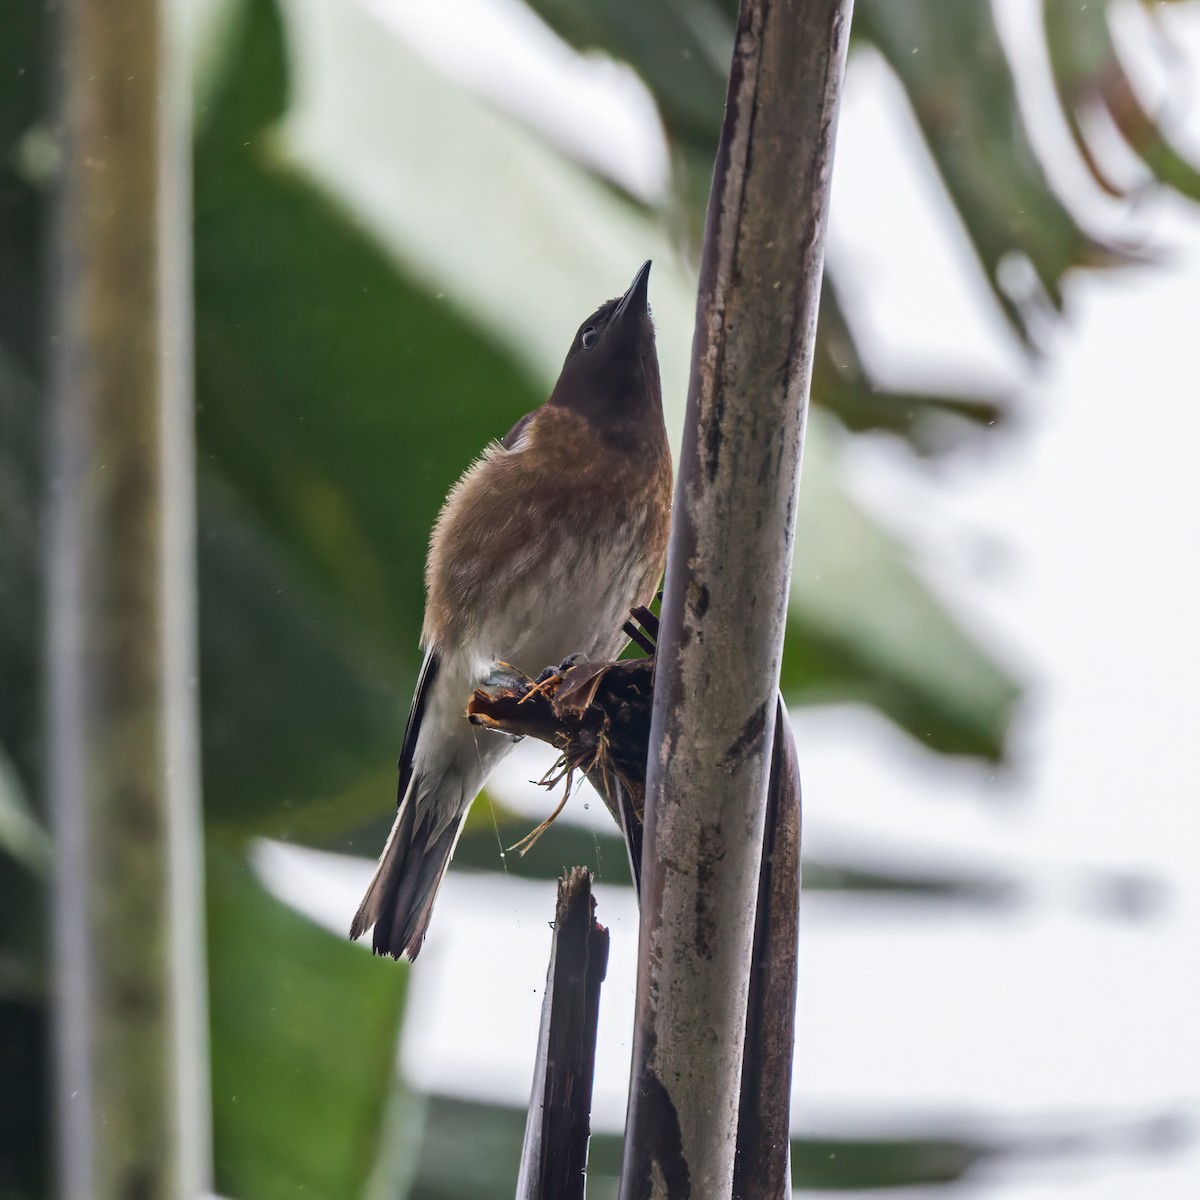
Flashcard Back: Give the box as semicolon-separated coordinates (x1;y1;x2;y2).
477;500;658;674
423;407;671;673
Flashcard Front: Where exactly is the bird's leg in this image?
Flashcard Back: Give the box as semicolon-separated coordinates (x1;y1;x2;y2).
519;652;586;705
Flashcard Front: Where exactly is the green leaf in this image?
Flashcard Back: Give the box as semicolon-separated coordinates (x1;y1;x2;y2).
192;0;550;836
522;0;732;152
855;0;1121;337
0;745;49;880
814;282;1008;455
196;475;401;838
0;10;50;1010
0;999;48;1197
208;847;410;1200
785;418;1020;761
269;0;1020;764
273;0;691;389
415;1091;1160;1192
412;1093;989;1195
0;347;41;792
1;0;1029;876
0;838;43;1003
1044;0;1200;204
528;0;1200;350
0;0;45;366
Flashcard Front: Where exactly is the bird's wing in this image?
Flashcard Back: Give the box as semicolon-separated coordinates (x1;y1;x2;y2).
501;409;537;450
396;648;439;807
395;406;531;800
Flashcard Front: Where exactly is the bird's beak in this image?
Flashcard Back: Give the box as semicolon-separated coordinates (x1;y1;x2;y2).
611;260;652;329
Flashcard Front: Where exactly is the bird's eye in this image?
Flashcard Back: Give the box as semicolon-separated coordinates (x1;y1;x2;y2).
581;326;599;350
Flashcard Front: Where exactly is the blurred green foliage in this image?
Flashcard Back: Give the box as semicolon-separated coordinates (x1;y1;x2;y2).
411;1094;1160;1196
2;0;1198;1194
208;851;409;1199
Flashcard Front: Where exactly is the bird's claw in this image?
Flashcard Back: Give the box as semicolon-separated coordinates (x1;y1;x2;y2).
519;653;586;705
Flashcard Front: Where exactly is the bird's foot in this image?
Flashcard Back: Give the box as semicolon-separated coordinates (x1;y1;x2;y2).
518;653;586;705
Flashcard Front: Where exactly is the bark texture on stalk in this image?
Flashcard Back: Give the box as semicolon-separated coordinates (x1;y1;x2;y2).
515;869;610;1200
733;695;803;1200
619;1;853;1196
471;657;803;1196
47;0;209;1196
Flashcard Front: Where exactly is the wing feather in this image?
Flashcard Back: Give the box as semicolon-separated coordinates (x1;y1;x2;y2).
396;648;439;807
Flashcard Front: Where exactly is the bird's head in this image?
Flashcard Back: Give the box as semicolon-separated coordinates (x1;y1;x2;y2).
548;261;662;428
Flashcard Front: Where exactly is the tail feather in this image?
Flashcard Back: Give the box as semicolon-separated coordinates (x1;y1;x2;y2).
350;789;465;959
351;647;508;958
350;645;455;958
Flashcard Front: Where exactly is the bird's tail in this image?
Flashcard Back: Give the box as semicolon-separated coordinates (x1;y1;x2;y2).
350;787;466;960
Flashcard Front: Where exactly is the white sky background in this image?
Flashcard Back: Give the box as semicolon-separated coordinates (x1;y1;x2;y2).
255;0;1200;1194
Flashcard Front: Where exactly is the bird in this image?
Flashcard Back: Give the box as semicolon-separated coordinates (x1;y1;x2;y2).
350;261;672;959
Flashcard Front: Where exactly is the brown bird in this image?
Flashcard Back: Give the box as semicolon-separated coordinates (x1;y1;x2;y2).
351;261;672;958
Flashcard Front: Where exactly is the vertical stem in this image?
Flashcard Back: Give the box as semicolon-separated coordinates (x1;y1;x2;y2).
161;0;212;1187
619;1;852;1197
733;696;802;1200
47;0;209;1195
516;868;610;1200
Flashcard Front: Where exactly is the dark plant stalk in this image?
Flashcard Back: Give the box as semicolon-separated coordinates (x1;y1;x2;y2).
47;0;209;1196
733;695;802;1200
618;0;853;1195
515;868;610;1200
470;645;801;1196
